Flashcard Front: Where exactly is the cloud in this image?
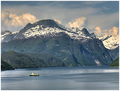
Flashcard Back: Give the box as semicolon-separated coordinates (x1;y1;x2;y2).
95;26;119;36
1;1;119;34
1;5;99;26
1;11;37;31
68;17;86;28
95;27;101;35
108;26;118;36
1;11;8;20
2;11;37;27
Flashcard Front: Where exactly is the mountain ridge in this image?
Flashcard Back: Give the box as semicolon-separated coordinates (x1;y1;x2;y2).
1;58;15;71
1;31;113;66
2;19;118;50
2;50;66;68
1;19;96;43
1;19;118;67
98;35;119;50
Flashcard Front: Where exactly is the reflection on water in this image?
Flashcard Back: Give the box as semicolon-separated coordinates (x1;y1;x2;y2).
1;66;119;90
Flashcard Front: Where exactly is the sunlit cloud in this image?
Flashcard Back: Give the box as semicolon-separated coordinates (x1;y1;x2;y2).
95;26;119;36
1;11;37;27
1;1;119;35
68;17;86;28
95;27;101;35
112;26;118;35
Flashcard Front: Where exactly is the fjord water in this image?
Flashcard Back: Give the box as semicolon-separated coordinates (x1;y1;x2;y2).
1;66;119;90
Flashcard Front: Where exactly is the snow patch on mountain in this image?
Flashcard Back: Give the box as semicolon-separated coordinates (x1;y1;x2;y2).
22;24;95;40
1;30;12;42
95;59;102;66
98;35;119;50
12;31;19;34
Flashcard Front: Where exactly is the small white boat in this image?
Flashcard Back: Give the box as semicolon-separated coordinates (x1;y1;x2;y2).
29;72;39;76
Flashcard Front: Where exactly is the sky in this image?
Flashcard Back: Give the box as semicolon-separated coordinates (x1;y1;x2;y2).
1;1;119;36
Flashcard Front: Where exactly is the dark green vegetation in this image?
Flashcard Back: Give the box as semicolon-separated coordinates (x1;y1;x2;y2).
110;58;119;67
1;58;14;71
1;32;113;66
2;51;65;68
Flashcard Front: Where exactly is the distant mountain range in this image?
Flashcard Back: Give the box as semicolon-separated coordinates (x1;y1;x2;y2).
1;19;119;68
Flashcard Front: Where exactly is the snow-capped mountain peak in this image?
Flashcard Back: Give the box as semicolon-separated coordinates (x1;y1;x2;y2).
12;19;96;40
1;30;12;35
98;35;119;50
1;19;119;51
1;19;96;42
1;30;16;42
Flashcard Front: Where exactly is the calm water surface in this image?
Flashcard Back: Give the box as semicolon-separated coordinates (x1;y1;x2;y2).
1;66;119;90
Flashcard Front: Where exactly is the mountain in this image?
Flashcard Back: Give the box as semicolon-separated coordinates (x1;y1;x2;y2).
1;30;20;42
1;58;15;71
98;35;119;50
71;27;96;39
110;58;119;67
1;30;12;35
1;30;14;42
2;51;65;68
2;36;113;66
1;19;96;42
98;35;119;60
1;19;114;66
109;47;119;60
